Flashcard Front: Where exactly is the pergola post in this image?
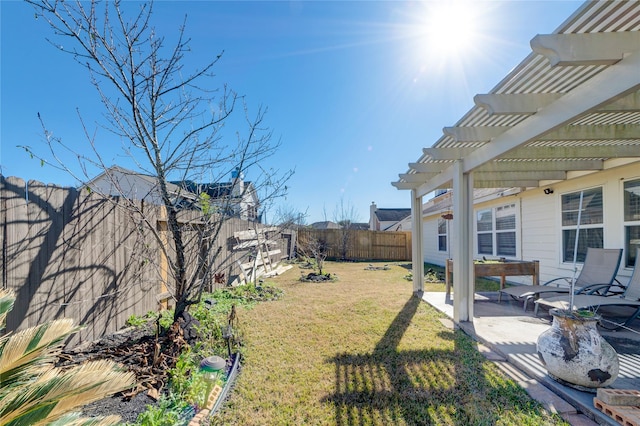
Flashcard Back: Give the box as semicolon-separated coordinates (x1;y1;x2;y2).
411;188;424;293
452;161;474;322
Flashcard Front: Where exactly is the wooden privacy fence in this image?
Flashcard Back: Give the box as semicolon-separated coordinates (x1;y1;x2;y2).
0;176;292;345
297;229;411;261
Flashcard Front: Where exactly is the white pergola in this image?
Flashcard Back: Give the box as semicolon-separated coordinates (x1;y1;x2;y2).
393;0;640;324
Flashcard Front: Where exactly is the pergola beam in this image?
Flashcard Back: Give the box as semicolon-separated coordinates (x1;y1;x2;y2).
409;159;603;174
423;147;479;160
391;181;420;190
473;180;542;188
398;173;440;182
531;32;640;66
443;124;640;144
408;162;451;173
474;93;563;115
475;159;603;172
545;124;640;140
475;91;640;116
398;170;565;186
443;126;509;142
475;170;566;181
600;91;640;112
503;144;640;159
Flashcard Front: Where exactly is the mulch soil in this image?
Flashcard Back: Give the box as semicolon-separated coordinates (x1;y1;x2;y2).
56;313;201;423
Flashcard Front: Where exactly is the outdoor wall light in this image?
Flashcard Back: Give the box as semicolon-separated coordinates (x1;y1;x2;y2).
544;188;554;195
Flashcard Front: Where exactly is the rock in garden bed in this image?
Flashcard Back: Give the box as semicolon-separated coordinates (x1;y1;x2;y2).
300;272;336;282
364;264;390;271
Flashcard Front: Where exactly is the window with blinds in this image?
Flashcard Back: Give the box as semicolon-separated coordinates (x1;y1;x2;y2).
624;179;640;268
561;187;603;263
476;204;517;257
437;218;447;252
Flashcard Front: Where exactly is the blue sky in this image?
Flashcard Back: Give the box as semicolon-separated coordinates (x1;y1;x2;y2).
1;1;580;224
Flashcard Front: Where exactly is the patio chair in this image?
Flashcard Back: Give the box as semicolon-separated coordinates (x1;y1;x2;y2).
533;249;640;330
498;248;623;311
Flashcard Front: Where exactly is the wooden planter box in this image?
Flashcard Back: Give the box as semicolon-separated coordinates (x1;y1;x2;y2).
445;259;539;295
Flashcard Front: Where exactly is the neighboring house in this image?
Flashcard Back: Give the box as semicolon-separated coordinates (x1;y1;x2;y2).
86;166;261;221
177;169;260;222
310;221;341;230
348;222;371;231
85;165;198;208
391;1;640;322
386;215;412;232
369;202;411;231
309;221;368;230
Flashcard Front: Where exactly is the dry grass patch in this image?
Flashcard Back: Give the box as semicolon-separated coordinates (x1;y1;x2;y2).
213;261;568;426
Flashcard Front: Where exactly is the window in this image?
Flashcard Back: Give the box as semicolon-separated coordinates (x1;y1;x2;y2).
477;209;493;255
624;179;640;268
476;204;517;257
561;187;603;263
437;218;447;252
496;205;517;256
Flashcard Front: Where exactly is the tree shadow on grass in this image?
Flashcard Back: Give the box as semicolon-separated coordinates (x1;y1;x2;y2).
322;295;548;425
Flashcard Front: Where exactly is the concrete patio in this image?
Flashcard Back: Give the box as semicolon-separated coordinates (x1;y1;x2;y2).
422;291;640;426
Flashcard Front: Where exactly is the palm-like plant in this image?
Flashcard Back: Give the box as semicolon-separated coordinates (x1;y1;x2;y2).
0;289;136;426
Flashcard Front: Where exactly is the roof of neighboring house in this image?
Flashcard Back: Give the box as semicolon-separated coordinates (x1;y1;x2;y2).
174;179;257;200
375;208;411;223
384;218;411;231
310;221;341;229
348;222;370;230
86;165;198;201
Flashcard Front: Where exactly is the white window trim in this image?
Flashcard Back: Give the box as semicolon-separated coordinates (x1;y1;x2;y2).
437;217;448;252
623;177;640;269
559;186;604;265
474;201;520;259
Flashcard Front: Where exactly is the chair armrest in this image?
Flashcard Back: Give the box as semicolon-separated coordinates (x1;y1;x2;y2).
542;277;572;287
579;282;627;296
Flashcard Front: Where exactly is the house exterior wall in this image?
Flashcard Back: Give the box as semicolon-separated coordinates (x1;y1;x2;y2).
421;162;639;285
519;161;638;284
211;186;259;221
422;215;450;266
388;216;412;231
379;220;399;231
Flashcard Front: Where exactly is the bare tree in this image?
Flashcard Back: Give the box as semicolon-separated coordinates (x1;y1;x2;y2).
298;236;328;276
333;198;360;261
272;205;308;231
25;0;291;332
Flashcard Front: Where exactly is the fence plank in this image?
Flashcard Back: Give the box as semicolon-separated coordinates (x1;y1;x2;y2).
3;177;30;331
298;229;411;261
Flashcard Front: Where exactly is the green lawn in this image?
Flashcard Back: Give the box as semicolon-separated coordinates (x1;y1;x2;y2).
213;261;568;426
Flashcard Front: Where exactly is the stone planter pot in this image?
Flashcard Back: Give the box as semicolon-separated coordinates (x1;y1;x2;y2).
536;308;619;391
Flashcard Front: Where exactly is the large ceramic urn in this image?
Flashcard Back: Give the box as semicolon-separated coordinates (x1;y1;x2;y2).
537;308;619;391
